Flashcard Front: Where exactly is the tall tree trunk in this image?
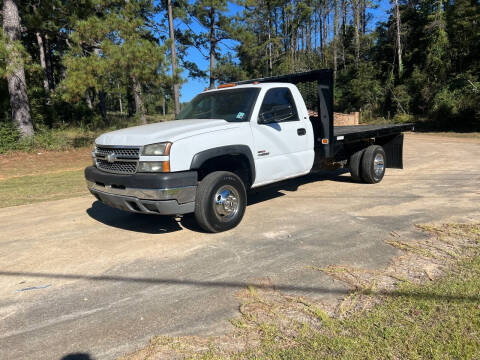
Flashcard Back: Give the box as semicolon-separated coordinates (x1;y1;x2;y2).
268;28;273;75
352;0;360;69
98;90;107;120
267;2;273;75
322;2;328;65
3;0;34;137
361;0;367;34
44;34;55;89
86;89;93;110
117;83;123;114
35;32;50;94
319;9;324;62
162;96;166;118
131;76;146;124
393;0;403;78
209;7;216;89
127;84;135;117
341;0;346;69
167;0;180;116
94;48;107;120
333;0;338;80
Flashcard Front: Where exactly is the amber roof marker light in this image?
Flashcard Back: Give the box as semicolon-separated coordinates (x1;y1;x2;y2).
217;83;236;89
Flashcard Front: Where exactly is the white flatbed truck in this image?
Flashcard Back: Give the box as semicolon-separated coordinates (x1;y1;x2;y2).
85;70;413;232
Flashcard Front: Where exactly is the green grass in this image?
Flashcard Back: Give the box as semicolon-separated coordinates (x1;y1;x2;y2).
169;225;480;360
226;250;480;359
241;263;480;359
0;113;174;154
121;225;480;360
0;169;88;207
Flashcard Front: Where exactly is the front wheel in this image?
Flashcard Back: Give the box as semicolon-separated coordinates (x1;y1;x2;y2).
194;171;247;233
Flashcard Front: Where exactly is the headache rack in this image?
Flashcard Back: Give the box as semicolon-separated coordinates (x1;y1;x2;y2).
237;69;335;158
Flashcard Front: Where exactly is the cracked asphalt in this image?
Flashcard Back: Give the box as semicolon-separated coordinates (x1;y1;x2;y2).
0;133;479;359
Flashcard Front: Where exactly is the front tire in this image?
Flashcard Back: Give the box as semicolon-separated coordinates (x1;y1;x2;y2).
194;171;247;233
361;145;386;184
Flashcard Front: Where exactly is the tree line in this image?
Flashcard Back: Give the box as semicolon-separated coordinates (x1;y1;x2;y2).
0;0;479;140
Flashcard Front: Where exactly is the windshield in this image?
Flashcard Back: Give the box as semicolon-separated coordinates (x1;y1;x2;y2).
176;88;260;122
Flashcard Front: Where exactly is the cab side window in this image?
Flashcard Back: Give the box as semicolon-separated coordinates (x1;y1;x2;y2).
259;88;298;123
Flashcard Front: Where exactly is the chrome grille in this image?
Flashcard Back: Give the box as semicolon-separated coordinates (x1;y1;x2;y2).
96;159;138;174
94;145;140;174
95;146;140;159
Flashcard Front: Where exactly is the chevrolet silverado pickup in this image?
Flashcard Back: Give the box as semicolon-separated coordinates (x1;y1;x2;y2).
85;70;413;232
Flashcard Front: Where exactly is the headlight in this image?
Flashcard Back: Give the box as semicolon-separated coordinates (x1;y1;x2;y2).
138;161;170;173
142;142;172;156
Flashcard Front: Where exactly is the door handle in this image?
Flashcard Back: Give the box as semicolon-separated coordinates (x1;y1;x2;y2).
297;128;306;136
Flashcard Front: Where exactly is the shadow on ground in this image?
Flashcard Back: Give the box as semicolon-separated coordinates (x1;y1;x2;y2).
86;170;351;234
61;353;93;360
1;270;478;303
86;202;183;234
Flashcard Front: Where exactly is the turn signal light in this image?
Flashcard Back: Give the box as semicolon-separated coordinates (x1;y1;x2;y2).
162;161;170;172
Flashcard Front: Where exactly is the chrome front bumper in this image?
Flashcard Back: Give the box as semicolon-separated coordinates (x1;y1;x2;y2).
87;180;196;215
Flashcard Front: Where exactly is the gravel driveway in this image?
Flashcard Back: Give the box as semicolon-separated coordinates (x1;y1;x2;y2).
0;133;479;359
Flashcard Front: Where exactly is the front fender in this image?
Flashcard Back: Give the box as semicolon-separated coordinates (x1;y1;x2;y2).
190;145;256;183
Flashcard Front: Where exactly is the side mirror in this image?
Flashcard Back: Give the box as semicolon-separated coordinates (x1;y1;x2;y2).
259;104;295;124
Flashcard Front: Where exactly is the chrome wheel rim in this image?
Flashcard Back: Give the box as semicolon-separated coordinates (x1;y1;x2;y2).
374;153;385;177
213;185;240;221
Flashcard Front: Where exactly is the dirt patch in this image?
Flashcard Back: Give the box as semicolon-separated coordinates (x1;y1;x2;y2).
121;223;480;359
0;147;91;180
409;132;480;142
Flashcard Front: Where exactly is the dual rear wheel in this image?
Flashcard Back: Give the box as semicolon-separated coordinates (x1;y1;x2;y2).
349;145;386;184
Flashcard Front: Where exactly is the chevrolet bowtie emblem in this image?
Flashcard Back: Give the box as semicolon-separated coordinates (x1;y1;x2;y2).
106;153;117;163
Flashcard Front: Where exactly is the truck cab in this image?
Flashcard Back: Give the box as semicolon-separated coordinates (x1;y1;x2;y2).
85;70;413;232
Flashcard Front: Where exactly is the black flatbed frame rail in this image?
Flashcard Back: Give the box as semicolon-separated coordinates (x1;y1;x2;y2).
236;69;414;166
334;124;414;141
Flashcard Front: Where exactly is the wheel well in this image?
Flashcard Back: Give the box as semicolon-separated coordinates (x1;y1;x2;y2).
196;154;252;187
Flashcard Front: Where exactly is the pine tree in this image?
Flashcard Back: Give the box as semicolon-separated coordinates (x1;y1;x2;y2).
392;0;403;78
167;0;181;115
2;0;34;137
62;0;166;123
190;0;236;88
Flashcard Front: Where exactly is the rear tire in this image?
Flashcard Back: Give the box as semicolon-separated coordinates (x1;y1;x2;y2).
194;171;247;233
361;145;386;184
349;148;365;182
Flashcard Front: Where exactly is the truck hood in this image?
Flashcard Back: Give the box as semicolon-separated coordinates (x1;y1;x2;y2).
95;119;239;146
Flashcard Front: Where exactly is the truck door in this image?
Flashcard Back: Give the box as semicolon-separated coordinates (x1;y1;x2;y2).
251;87;314;186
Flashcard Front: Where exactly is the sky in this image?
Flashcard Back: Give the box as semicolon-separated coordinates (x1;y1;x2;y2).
166;0;392;103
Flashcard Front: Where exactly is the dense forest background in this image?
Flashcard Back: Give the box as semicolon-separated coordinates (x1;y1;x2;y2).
0;0;479;150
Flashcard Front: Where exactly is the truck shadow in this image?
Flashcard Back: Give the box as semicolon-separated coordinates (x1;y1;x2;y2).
181;169;352;232
86;201;183;234
61;353;93;360
86;170;352;234
247;169;351;206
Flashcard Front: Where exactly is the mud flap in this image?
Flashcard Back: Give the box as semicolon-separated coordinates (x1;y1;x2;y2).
381;133;404;169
